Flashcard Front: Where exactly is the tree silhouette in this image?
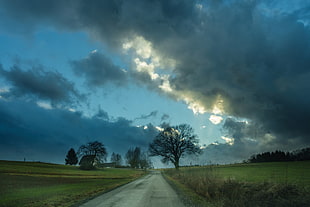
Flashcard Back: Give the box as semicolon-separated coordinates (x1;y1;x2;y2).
139;152;152;170
78;141;107;164
248;147;310;163
111;152;122;166
149;124;201;169
126;147;141;168
125;147;151;169
65;148;78;165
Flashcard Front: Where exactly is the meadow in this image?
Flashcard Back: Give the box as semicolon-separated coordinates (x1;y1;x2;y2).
0;160;146;207
164;161;310;207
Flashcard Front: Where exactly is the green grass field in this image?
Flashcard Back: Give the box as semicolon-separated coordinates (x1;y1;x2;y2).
164;161;310;207
201;161;310;188
0;160;146;207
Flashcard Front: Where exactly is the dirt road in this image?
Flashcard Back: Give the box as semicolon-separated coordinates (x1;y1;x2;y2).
79;171;185;207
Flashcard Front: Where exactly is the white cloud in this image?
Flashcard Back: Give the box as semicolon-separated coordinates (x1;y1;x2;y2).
212;96;225;114
91;49;98;54
211;142;220;145
183;96;206;115
0;87;9;93
37;101;53;110
196;3;203;10
209;114;223;125
221;136;235;145
0;87;9;100
158;75;173;92
134;58;159;80
155;126;164;131
123;36;153;59
68;108;76;112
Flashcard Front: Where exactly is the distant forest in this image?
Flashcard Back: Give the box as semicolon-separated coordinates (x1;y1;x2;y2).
248;147;310;163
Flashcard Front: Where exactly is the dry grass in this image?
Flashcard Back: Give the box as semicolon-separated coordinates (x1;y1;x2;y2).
164;162;310;207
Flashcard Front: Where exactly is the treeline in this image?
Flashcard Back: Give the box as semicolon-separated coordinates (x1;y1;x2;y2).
248;147;310;163
65;141;152;170
125;147;152;169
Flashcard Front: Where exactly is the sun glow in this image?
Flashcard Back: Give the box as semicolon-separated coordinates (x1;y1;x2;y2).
209;115;223;125
221;136;234;145
155;126;164;131
123;35;227;118
212;96;225;115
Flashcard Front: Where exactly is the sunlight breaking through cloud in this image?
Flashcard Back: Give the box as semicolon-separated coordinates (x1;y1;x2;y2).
212;96;225;115
221;136;235;146
209;115;223;125
123;35;212;115
155;126;164;131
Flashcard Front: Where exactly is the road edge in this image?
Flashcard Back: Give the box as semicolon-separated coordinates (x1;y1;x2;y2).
71;170;150;207
162;172;210;207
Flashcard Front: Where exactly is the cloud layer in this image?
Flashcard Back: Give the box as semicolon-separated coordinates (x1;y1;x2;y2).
70;51;127;87
0;99;158;163
1;0;310;162
0;64;83;105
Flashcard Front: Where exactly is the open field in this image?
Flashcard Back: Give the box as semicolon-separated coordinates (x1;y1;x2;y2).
206;161;310;187
164;161;310;207
0;160;146;207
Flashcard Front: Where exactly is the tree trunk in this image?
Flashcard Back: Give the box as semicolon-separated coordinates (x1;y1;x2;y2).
174;159;180;170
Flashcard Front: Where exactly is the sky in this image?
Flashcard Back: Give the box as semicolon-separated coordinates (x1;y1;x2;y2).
0;0;310;166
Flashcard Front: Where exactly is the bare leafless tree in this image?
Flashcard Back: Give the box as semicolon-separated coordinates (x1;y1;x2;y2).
78;141;107;163
149;124;201;169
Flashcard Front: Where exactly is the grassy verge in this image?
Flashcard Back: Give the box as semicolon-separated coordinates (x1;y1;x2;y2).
163;161;310;207
163;173;213;207
0;160;147;207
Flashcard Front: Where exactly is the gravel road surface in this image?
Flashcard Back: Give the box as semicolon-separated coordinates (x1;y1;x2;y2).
79;171;185;207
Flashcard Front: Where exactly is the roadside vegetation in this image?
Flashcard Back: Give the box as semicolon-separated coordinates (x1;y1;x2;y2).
0;160;146;207
163;161;310;207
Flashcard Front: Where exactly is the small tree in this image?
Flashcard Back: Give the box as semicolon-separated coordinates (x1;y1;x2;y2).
111;152;122;166
125;147;151;169
139;152;152;170
126;147;141;168
149;124;201;169
65;148;78;165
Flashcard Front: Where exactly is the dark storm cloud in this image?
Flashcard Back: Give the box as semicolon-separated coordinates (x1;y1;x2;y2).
0;99;158;163
197;117;305;164
70;51;127;87
169;2;310;146
1;0;310;153
135;110;158;120
0;0;199;48
94;107;110;121
0;64;83;105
